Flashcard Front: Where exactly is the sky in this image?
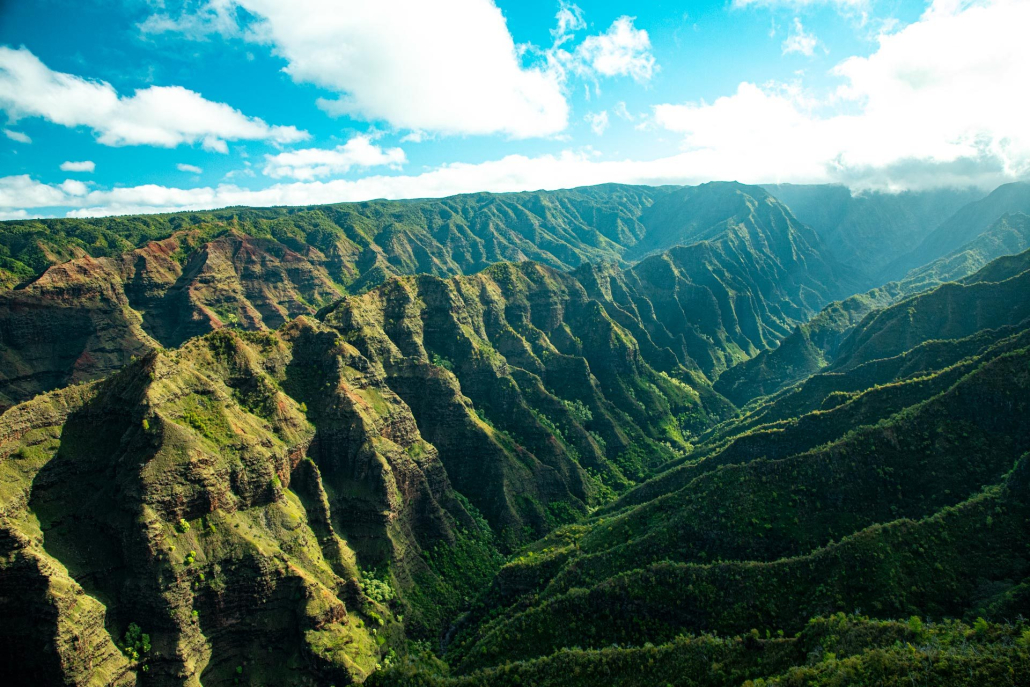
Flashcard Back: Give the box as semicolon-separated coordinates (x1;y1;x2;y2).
0;0;1028;219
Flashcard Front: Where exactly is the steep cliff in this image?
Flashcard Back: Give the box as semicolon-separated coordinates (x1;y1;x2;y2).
0;321;500;685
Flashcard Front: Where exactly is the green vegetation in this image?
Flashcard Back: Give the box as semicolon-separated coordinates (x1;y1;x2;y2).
371;615;1030;687
119;623;151;664
1;181;851;412
3;184;1030;687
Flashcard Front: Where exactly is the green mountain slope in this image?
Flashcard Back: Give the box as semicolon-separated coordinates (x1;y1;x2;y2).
5;184;1029;687
884;181;1030;280
0;182;854;412
830;258;1030;372
763;183;983;284
376;256;1030;682
1;321;503;685
0;185;664;290
372;614;1030;687
450;448;1030;671
715;217;1030;405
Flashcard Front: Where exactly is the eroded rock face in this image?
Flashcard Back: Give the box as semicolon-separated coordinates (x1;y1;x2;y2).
319;263;728;549
0;323;496;686
0;182;855;413
0;234;342;412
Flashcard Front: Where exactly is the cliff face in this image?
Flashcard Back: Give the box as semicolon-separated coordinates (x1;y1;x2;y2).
440;260;1030;674
0;321;498;686
0;233;343;412
318;262;719;548
1;183;855;412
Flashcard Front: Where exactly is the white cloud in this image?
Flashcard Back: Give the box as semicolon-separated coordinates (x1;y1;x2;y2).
782;18;820;56
139;0;241;40
552;2;586;46
262;135;406;180
572;16;656;83
0;46;308;151
0;146;813;218
237;0;569;139
177;163;204;174
654;0;1030;191
585;111;609;136
0;209;29;220
0;175;72;209
613;101;635;121
141;1;656;139
60;160;96;172
60;179;89;196
4;128;31;143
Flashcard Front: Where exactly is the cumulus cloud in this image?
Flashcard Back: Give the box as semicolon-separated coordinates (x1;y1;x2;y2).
572;16;656;83
782;18;820;56
655;0;1030;191
585;111;609;136
4;128;31;143
141;1;656;139
237;0;569;139
60;179;89;196
262;136;406;180
60;160;96;172
0;175;72;209
177;163;204;174
0;46;308;151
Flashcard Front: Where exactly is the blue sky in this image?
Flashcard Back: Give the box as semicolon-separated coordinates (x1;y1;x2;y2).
1;0;1027;218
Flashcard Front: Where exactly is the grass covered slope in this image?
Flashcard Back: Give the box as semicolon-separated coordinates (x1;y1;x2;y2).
0;182;854;412
376;253;1030;682
0;322;504;685
318;262;726;549
374;615;1030;687
763;183;984;284
715;221;1030;406
0;185;664;290
443;341;1030;667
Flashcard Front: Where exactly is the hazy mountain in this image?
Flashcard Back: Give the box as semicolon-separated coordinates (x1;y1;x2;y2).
883;181;1030;280
715;212;1030;405
764;183;984;284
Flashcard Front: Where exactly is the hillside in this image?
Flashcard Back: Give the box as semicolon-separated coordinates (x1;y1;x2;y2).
0;322;501;684
715;215;1030;405
0;185;664;291
363;250;1030;684
763;183;983;285
884;181;1030;281
3;185;1030;687
0;182;853;411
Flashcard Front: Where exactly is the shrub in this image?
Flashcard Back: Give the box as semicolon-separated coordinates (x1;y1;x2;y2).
430;353;455;372
120;623;151;663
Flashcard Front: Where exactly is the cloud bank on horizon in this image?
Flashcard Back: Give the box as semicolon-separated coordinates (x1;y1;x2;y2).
0;0;1028;219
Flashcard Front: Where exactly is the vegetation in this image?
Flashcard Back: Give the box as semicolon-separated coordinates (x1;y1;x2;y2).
3;183;1030;686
